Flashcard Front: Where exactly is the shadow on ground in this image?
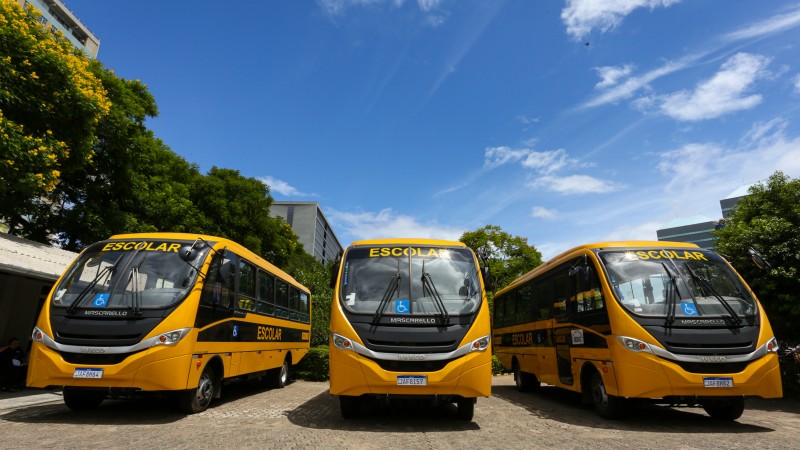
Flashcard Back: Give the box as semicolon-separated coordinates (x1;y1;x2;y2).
287;391;480;432
0;378;283;425
491;384;774;434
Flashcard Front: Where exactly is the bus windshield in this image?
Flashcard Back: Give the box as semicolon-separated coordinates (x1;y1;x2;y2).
340;246;481;316
599;249;757;319
52;239;212;311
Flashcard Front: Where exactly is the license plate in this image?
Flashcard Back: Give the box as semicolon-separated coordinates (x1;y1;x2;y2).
397;375;427;386
703;377;733;388
73;368;104;379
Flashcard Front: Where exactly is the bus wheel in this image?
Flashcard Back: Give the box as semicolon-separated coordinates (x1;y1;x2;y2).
590;372;624;419
179;366;216;414
702;397;745;421
270;357;290;388
514;365;540;392
63;387;105;410
339;395;361;419
456;397;475;421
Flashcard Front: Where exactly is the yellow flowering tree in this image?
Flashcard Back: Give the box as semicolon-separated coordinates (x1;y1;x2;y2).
0;0;109;236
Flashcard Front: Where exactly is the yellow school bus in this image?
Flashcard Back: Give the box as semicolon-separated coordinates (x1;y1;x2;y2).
329;239;492;420
493;241;781;420
27;232;311;413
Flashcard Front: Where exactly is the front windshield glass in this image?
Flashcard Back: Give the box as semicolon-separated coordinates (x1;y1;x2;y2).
340;246;481;316
599;249;757;318
52;239;211;310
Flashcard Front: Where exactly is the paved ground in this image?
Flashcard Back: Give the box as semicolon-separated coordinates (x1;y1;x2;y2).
1;375;799;449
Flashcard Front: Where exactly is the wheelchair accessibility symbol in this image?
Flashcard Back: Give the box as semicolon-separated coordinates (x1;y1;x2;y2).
681;302;698;316
395;300;410;314
92;293;110;308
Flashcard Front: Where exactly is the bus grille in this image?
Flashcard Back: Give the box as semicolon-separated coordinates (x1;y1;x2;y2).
367;339;456;347
370;358;453;372
60;352;135;365
669;360;750;374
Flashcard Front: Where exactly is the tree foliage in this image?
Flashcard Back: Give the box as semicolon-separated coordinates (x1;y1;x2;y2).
284;252;333;347
715;171;800;343
0;0;110;236
459;224;543;291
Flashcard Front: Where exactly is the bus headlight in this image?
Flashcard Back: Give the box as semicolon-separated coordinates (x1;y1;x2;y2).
765;337;779;353
153;328;191;346
332;333;354;351
616;336;653;353
469;335;490;352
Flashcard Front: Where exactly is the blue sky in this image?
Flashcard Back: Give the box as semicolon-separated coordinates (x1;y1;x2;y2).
67;0;800;259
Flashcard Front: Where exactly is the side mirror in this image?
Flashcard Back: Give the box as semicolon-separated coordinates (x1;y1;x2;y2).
748;248;770;270
179;245;198;262
329;254;342;289
481;266;494;292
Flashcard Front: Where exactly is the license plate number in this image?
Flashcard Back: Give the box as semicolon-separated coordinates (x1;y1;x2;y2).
397;375;427;386
73;368;104;379
703;377;733;388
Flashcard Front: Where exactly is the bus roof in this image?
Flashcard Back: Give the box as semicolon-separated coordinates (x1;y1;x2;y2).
106;232;308;293
496;240;701;297
349;238;467;248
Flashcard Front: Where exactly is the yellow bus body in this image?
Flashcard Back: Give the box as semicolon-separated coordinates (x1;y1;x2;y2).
27;233;311;411
494;241;781;418
329;238;492;419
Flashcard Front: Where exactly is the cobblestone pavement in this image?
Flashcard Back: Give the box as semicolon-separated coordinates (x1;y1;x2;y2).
2;375;799;449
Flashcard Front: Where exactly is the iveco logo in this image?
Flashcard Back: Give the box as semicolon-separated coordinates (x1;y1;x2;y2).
83;347;107;354
398;354;426;361
699;355;727;362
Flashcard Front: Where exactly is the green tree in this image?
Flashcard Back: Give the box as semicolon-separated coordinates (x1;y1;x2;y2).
715;171;800;343
459;225;543;292
284;251;333;347
44;67;205;249
0;0;110;237
190;167;303;267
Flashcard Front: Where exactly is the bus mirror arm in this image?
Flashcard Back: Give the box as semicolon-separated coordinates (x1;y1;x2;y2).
481;266;494;292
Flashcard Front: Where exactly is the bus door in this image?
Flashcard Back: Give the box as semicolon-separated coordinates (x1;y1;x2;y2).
552;268;574;386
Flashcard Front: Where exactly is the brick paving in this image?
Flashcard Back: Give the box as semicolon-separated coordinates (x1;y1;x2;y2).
1;375;799;449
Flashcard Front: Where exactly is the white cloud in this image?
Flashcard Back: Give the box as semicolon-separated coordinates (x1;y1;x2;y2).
527;175;623;194
326;208;464;243
520;149;574;174
259;176;313;197
657;123;800;211
655;53;771;121
594;64;635;89
724;5;800;41
794;73;800;93
531;206;557;220
741;118;787;145
579;58;689;109
483;146;529;169
561;0;681;40
318;0;446;17
603;220;661;241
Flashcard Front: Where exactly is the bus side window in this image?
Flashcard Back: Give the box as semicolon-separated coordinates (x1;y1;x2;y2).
517;283;533;323
276;280;289;318
237;259;256;311
493;296;504;328
200;253;236;309
257;270;275;316
553;270;571;323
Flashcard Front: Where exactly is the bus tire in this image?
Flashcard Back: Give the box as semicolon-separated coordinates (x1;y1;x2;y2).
179;365;216;414
702;397;745;421
514;364;540;392
63;387;105;410
270;356;290;389
590;372;624;419
456;397;475;421
339;395;361;419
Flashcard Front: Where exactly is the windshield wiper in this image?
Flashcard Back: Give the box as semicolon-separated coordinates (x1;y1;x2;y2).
372;270;401;324
129;266;142;316
684;264;741;325
421;262;449;324
66;264;115;315
661;262;680;328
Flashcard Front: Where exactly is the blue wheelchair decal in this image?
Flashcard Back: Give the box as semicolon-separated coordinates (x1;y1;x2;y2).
395;300;410;314
233;325;239;337
681;302;698;316
92;293;110;308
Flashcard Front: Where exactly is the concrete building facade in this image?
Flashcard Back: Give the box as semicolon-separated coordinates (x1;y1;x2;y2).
18;0;100;58
270;202;343;264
